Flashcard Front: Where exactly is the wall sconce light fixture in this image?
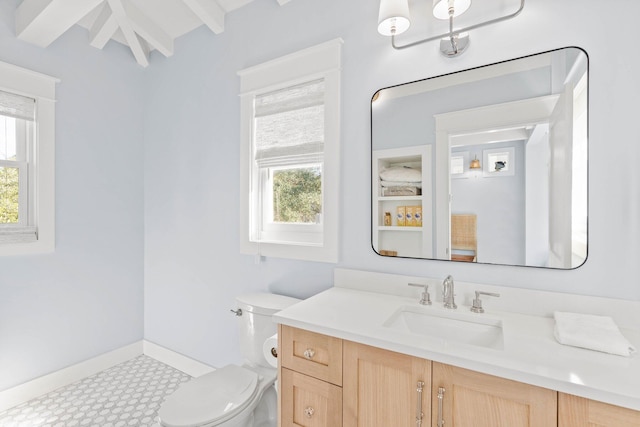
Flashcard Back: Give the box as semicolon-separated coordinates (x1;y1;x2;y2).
377;0;525;57
377;0;411;36
470;155;481;169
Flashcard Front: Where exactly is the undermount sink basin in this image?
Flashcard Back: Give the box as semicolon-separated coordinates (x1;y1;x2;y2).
383;305;504;350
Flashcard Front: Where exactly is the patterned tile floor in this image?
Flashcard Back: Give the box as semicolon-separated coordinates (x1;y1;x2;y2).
0;355;191;427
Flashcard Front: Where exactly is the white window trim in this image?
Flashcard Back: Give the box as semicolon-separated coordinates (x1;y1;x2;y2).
0;61;58;256
238;38;342;263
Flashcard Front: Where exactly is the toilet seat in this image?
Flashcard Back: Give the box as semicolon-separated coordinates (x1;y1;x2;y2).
158;365;260;427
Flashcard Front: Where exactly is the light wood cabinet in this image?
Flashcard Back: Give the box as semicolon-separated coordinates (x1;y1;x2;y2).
343;341;431;427
559;393;640;427
431;362;557;427
279;325;640;427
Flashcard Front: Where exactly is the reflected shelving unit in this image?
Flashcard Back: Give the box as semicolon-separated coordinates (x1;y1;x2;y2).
372;145;433;258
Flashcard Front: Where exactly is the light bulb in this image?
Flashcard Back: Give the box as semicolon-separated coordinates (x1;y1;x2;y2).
433;0;472;20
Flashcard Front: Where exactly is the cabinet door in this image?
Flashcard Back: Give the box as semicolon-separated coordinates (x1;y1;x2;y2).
280;368;342;427
559;393;640;427
432;362;557;427
343;341;431;427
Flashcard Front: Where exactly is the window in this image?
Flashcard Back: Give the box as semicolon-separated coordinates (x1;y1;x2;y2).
254;79;324;245
483;147;515;177
239;39;342;262
450;151;469;177
0;91;35;239
0;61;57;255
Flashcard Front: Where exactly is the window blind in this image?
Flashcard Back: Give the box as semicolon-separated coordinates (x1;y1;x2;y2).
0;90;35;121
254;79;324;165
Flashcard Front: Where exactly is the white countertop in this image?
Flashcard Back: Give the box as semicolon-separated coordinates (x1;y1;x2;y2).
274;286;640;411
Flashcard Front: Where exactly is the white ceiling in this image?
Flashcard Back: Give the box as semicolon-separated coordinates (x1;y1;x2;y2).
15;0;292;67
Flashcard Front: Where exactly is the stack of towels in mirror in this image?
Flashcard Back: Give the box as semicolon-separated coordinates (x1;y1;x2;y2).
379;166;422;196
553;311;637;357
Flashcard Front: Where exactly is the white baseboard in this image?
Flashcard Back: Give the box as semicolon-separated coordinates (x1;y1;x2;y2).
0;342;143;413
143;340;215;377
0;340;215;413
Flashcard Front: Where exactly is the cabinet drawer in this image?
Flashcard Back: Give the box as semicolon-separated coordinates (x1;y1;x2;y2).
280;368;342;427
280;325;343;386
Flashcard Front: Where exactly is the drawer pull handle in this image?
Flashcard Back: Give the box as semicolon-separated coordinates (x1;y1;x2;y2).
304;406;315;418
415;381;425;426
437;386;446;427
303;348;315;359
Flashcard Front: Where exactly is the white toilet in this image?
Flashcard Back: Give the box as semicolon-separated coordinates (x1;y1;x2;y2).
156;293;300;427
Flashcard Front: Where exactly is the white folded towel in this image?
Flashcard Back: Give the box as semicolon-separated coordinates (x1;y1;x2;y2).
553;311;637;357
380;180;423;188
379;166;422;183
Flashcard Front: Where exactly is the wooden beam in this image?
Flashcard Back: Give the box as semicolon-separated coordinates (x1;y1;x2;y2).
181;0;225;34
122;0;173;57
89;2;118;49
16;0;104;47
106;0;149;67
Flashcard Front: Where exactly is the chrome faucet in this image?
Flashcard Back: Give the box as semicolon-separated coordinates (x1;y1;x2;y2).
408;283;432;305
442;275;457;309
470;290;501;313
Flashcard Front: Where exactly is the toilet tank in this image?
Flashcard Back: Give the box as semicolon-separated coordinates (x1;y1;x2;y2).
235;293;301;368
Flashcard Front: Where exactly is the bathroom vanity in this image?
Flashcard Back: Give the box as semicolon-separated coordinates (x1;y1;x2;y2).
274;269;640;427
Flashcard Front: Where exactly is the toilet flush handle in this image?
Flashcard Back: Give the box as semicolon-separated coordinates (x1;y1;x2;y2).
230;308;242;316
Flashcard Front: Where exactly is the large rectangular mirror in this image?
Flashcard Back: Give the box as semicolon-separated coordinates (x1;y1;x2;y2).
371;47;588;269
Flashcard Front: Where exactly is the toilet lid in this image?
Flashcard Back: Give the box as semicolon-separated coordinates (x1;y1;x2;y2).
158;365;259;427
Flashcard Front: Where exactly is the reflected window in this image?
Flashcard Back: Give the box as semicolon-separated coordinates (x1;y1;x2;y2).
450;155;464;175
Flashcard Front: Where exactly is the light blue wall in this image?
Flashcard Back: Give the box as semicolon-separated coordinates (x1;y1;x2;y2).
372;67;551;151
451;141;526;265
144;0;640;369
1;0;640;388
0;4;145;389
141;1;343;367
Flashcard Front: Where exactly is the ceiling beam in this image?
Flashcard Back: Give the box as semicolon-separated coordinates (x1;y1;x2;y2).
181;0;225;34
122;0;174;57
106;0;149;67
89;2;118;49
16;0;104;47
